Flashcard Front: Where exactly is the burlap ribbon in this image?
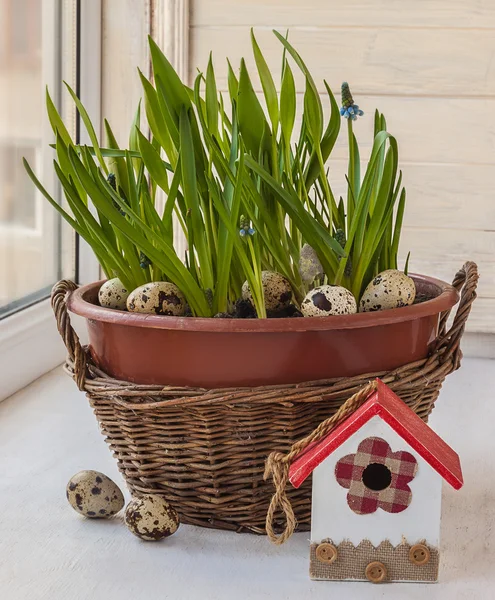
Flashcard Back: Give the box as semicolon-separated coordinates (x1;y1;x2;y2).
264;380;378;545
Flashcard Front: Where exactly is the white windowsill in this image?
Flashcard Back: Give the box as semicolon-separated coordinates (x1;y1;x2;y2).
0;357;493;599
0;297;87;402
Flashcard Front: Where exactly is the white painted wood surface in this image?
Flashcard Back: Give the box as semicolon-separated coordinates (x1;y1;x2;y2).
191;27;495;97
0;358;493;598
189;1;495;335
101;0;151;145
311;415;443;547
192;0;495;29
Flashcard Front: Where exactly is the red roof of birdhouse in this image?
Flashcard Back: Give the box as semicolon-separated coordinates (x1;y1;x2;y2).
289;379;463;490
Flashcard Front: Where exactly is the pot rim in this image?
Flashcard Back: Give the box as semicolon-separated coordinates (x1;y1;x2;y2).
68;273;459;333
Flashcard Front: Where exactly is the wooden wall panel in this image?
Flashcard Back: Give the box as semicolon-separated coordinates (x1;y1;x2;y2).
254;93;495;165
192;0;495;29
191;27;495;97
101;0;151;145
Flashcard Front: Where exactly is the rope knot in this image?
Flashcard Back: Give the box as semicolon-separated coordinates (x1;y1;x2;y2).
263;452;296;545
264;380;379;545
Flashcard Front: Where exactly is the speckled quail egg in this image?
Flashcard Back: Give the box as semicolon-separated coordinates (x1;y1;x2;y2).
66;471;124;518
301;285;357;317
359;269;416;312
242;271;293;312
98;278;130;310
124;494;180;541
126;282;186;316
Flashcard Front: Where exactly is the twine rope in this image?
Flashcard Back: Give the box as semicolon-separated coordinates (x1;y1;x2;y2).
263;380;378;545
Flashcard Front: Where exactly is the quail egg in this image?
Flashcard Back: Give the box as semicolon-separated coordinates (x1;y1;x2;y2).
359;270;416;312
126;282;186;316
301;285;357;317
124;494;180;541
242;271;293;312
98;278;130;310
66;471;124;518
298;244;324;284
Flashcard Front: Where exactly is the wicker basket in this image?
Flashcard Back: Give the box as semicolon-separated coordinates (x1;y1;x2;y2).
52;261;478;535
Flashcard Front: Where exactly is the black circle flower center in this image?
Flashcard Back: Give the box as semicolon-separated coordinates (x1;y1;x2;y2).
362;463;392;491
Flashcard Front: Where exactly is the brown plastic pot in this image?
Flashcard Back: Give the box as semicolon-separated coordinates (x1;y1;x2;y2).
67;273;459;388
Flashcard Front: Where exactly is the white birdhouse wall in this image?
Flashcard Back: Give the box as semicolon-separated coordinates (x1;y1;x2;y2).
311;415;442;547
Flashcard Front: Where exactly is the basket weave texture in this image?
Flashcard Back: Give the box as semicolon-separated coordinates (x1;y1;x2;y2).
52;262;478;535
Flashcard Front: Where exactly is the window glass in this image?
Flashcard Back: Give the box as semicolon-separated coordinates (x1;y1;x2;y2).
0;0;75;316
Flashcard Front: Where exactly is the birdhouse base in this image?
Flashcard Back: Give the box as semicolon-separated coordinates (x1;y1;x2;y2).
310;539;439;583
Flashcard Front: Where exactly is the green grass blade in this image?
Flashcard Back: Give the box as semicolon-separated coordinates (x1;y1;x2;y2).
179;106;214;289
64;82;108;174
237;58;270;156
280;60;296;146
205;53;219;139
251;29;279;132
136;128;171;193
227;59;239;102
46;87;72;146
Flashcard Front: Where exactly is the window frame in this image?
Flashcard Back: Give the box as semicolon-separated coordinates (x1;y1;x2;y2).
0;0;102;401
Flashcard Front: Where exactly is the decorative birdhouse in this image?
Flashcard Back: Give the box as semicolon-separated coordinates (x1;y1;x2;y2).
287;379;463;583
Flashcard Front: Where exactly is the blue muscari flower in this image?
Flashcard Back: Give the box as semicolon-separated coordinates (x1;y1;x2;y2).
340;82;364;121
107;172;126;215
239;227;255;237
139;251;151;269
239;214;255;237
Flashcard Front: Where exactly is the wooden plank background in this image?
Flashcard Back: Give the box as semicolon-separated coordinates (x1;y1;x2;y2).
190;0;495;333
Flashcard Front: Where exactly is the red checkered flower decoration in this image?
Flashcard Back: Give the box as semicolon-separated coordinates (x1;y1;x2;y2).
334;436;418;515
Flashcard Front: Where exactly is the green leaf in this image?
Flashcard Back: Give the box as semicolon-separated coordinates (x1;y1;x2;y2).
104;119;130;200
280;61;296;145
138;69;176;161
251;29;279;132
46;87;72;146
237;58;270;156
179;106;214;289
227;59;239;103
68;145;211;315
347;118;360;223
129;100;142;170
391;187;406;269
305;81;341;188
205;53;219;139
303;78;323;142
352;145;396;296
244;155;344;272
64;82;108;174
274;30;323;132
136;128;171;193
148;35;191;120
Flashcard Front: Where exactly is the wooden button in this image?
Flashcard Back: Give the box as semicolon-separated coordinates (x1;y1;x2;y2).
365;561;387;583
315;542;338;564
409;544;431;566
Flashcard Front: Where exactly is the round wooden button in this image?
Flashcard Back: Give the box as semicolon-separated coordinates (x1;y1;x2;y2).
365;561;387;583
409;543;431;566
315;542;338;564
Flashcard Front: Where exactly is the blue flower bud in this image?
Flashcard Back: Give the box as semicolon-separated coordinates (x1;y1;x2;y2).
340;83;363;121
248;228;255;236
239;229;246;237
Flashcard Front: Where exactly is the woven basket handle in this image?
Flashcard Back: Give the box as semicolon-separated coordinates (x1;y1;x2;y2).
431;261;479;366
51;280;87;390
